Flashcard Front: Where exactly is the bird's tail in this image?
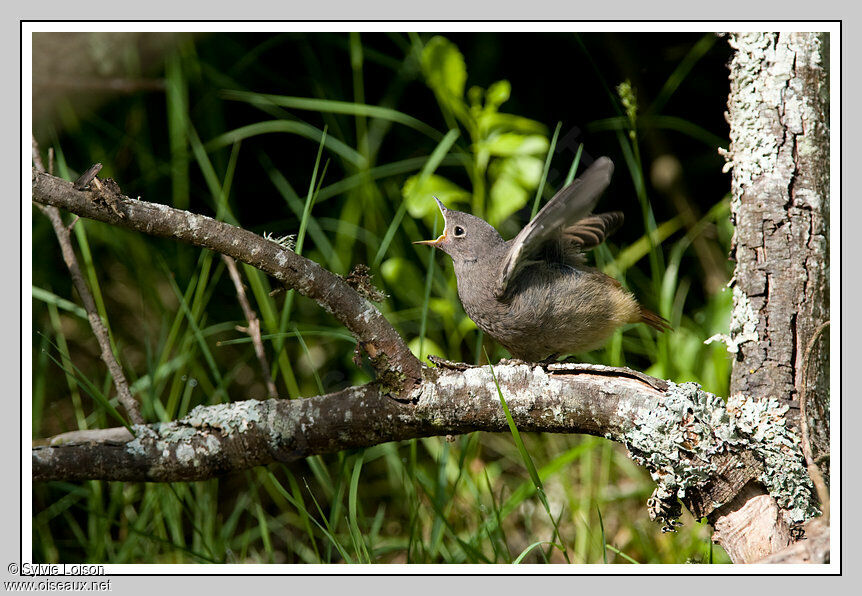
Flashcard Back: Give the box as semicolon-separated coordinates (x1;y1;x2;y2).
639;306;672;332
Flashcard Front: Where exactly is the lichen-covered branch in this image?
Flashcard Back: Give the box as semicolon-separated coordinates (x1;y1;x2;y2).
31;169;422;395
32;361;816;537
33;364;659;482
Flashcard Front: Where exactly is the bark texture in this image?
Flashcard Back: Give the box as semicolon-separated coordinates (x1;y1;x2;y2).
714;31;830;563
33;363;663;482
724;32;830;455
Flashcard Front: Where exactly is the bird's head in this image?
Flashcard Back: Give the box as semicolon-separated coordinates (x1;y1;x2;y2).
413;197;504;265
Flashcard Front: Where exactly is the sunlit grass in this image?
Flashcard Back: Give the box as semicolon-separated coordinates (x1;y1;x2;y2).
32;32;733;564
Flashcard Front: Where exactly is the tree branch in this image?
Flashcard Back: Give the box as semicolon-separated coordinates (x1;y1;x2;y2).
34;360;784;539
30;363;668;478
32;143;143;425
221;254;279;399
31;168;422;396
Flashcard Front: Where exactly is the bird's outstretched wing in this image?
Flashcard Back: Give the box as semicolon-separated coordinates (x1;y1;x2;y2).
495;156;615;299
561;211;624;251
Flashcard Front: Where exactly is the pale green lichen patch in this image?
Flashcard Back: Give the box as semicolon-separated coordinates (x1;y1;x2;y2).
184;399;266;435
726;393;818;524
625;382;729;531
125;401;271;470
175;442;197;465
124;425;159;456
157;424;199;443
705;286;759;353
624;381;817;532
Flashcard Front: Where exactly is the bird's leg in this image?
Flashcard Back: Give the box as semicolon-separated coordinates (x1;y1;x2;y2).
554;355;583;365
496;357;533;367
426;355;473;370
539;354;563;366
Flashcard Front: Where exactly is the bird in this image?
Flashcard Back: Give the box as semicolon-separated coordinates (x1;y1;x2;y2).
414;156;670;362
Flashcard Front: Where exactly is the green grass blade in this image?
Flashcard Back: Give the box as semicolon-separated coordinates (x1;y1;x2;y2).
373;128;460;267
186;124;238;223
71;222;121;362
314;154;467;205
648;33;718;116
206;121;366;169
564;143;584;186
589;114;727;149
258;151;344;273
417;210;439;361
44;304;85;429
530;121;562;219
283;468;322;562
347;451;371;562
165;50;190;210
221;89;445;142
302;478;354;563
597;505;607;563
296;127;328;256
485;350;570;563
512;541;565;564
32;286;87;319
603;216;684;279
40;337;131;432
350;32;369;159
162;263;226;400
293;326;324;395
605;544;640;564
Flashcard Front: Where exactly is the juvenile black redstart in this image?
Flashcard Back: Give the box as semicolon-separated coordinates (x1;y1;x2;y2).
414;156;670;361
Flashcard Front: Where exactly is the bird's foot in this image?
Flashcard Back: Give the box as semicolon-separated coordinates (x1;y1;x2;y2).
426;355;472;370
538;354;564;366
496;357;533;367
552;355;583;365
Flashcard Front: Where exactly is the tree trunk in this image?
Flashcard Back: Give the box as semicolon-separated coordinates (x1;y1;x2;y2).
711;31;830;563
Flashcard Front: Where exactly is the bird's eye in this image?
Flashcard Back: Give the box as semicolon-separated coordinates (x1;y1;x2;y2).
453;226;466;237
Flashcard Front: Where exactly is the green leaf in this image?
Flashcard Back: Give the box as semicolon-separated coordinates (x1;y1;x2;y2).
408;336;445;361
493;155;544;188
480;133;549;157
457;315;478;335
402;174;470;218
485;80;511;110
467;85;484;110
428;297;456;320
486;155;544;226
421;36;467;101
488;174;529;227
380;257;425;304
478;112;548;136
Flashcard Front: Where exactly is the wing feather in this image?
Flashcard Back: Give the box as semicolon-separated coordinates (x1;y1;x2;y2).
495;156;614;299
561;212;624;250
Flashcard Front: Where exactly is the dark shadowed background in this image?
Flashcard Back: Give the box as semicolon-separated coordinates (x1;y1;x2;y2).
32;31;736;564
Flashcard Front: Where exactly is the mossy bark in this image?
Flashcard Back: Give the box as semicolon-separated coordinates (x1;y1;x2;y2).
712;31;830;563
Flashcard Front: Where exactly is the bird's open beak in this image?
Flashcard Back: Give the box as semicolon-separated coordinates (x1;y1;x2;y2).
413;234;445;246
413;197;448;246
